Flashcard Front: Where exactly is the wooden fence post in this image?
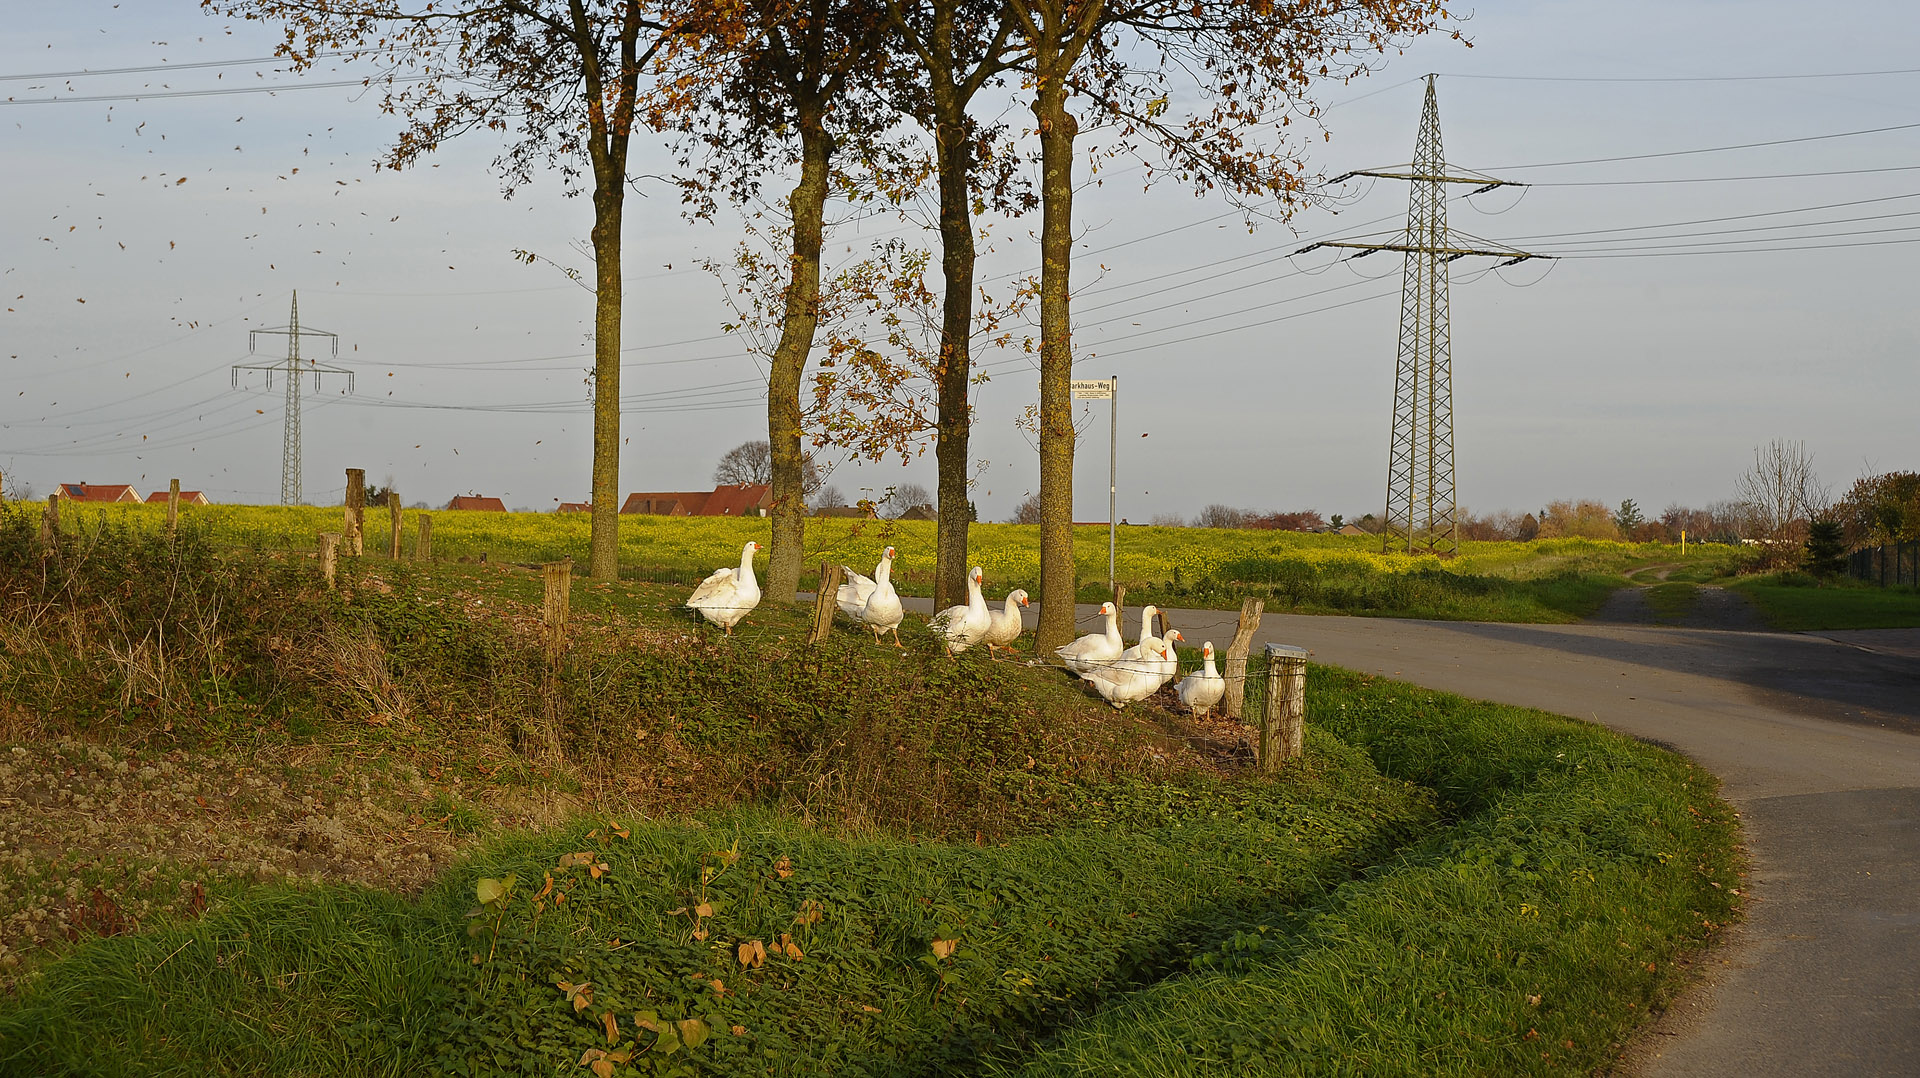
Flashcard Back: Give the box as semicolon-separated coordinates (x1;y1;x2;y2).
416;514;433;562
543;558;572;663
43;493;61;545
1222;597;1264;719
167;479;181;539
809;562;843;644
344;469;366;555
387;491;403;559
1260;643;1308;770
320;532;340;588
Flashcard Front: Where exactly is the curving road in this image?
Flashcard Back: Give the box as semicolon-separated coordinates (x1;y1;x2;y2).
965;596;1920;1076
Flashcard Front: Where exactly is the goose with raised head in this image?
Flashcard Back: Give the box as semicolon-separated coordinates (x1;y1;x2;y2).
1116;604;1164;670
1055;601;1124;673
930;566;992;655
1077;641;1170;709
837;546;905;645
687;541;761;634
983;589;1030;656
1175;641;1226;716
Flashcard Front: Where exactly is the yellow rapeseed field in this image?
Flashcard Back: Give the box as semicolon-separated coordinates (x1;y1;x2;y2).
57;500;1667;594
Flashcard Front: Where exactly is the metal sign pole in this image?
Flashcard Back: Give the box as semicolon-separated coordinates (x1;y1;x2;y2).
1109;374;1117;593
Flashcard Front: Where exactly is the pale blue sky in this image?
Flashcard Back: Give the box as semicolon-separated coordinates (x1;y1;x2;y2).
4;1;1917;521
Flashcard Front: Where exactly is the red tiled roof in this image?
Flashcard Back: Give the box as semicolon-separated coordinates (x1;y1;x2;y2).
621;492;703;515
555;502;592;513
143;490;209;505
701;484;770;517
60;483;142;503
446;495;507;512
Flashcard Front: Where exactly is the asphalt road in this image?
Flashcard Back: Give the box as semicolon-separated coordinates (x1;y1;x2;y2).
933;595;1920;1075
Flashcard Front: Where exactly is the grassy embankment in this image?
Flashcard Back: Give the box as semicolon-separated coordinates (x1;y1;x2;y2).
1730;571;1920;630
52;501;1747;623
0;508;1742;1075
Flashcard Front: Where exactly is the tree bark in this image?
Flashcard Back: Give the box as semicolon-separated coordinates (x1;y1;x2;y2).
588;178;625;581
766;107;833;603
932;100;976;610
1032;75;1079;652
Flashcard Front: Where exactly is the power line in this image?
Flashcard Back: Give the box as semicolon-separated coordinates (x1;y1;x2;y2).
4;75;431;104
1438;67;1920;83
1492;120;1920;171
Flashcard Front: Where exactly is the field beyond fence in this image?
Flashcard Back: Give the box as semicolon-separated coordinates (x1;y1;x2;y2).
36;501;1743;622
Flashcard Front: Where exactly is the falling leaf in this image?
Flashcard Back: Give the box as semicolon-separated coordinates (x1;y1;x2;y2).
174;176;186;185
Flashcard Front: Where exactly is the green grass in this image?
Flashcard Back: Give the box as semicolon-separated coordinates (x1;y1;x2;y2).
0;670;1741;1077
1730;573;1920;630
1643;582;1701;624
985;667;1743;1077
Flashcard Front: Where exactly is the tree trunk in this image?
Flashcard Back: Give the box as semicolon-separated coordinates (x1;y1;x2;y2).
932;104;976;610
766;109;833;603
588;179;625;581
1032;79;1079;652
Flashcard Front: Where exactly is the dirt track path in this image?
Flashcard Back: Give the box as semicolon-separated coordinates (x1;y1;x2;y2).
946;598;1920;1077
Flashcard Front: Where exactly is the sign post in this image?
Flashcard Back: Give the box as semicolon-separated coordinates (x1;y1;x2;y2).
1071;376;1118;591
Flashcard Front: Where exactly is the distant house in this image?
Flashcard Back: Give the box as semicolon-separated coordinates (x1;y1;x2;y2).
1336;523;1368;537
143;490;210;506
622;483;770;517
555;502;592;514
894;504;938;522
59;483;142;504
446;495;507;512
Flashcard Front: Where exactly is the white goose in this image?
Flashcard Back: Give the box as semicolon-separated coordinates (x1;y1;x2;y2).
930;566;992;655
1077;641;1170;709
982;589;1030;656
1116;604;1164;673
1146;629;1185;689
1055;601;1124;673
837;547;905;646
686;540;761;634
1175;641;1227;717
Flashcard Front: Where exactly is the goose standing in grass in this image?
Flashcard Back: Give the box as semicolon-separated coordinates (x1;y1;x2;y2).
1077;641;1170;709
930;566;992;655
686;540;761;634
983;589;1030;656
1175;641;1227;716
837;547;904;646
1055;601;1124;672
1147;629;1185;689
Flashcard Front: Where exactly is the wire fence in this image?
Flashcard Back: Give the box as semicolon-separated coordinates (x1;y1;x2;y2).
1847;541;1920;588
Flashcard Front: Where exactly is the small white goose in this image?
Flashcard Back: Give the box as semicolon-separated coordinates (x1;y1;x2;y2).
1077;641;1170;709
1147;629;1185;689
1175;640;1227;716
983;589;1030;656
1055;601;1124;672
837;547;905;646
687;541;761;634
930;566;992;655
1116;604;1164;671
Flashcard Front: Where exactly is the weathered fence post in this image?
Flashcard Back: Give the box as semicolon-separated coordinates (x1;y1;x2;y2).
387;491;403;559
416;514;433;562
344;469;366;555
809;562;843;644
166;479;181;539
1223;597;1264;719
1260;643;1308;770
42;493;61;545
320;532;340;588
543;558;572;663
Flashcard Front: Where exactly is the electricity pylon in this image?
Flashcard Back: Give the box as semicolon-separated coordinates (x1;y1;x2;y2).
230;292;354;505
1297;75;1547;555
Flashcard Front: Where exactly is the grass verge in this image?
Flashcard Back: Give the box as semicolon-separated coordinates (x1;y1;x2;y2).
1730;573;1920;630
986;667;1743;1077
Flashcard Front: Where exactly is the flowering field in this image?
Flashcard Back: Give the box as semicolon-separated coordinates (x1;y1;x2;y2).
47;501;1722;619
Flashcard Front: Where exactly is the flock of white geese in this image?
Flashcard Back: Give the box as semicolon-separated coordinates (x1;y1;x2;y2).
687;541;1227;714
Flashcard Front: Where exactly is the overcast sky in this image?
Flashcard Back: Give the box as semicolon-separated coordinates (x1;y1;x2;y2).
5;1;1917;521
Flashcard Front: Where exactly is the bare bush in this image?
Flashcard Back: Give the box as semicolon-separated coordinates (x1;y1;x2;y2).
1009;494;1042;525
1737;439;1829;545
1147;512;1186;527
1193;504;1247;529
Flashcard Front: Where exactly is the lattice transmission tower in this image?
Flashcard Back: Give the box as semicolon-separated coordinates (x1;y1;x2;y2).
1297;75;1548;555
231;292;354;505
